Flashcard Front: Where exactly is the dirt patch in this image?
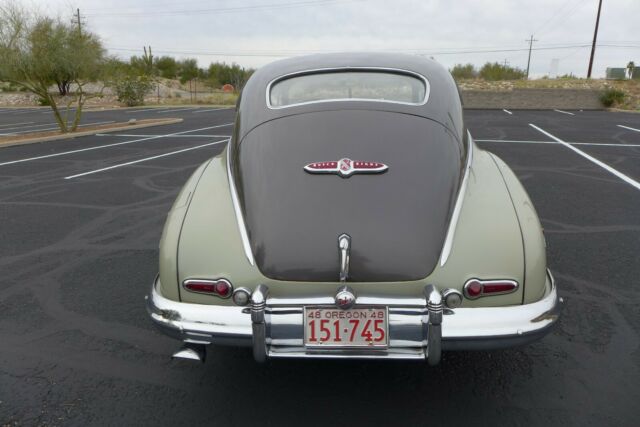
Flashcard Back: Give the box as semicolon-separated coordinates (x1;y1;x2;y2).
0;118;182;148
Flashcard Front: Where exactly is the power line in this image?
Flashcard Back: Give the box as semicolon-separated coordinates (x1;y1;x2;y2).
84;0;361;17
104;43;638;58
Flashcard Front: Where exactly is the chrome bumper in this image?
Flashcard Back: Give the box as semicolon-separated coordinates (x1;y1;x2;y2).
146;271;562;363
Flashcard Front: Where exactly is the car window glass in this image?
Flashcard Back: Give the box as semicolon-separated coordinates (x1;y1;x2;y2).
269;71;427;107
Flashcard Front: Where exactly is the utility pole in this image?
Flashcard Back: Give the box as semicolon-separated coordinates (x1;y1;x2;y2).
503;59;509;67
525;35;538;79
587;0;603;78
72;8;82;36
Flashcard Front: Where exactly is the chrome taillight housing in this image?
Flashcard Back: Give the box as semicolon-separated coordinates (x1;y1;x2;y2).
463;279;519;299
183;279;233;298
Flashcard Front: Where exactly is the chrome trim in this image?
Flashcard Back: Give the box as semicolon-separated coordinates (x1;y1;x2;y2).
463;278;519;300
232;287;252;306
172;343;206;363
334;285;356;309
182;278;233;298
304;158;389;178
147;269;561;361
265;67;431;110
226;146;255;266
439;130;474;267
250;284;268;363
424;285;443;365
338;233;351;282
442;288;463;308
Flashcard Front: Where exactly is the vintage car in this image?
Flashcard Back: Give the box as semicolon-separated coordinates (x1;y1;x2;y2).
147;53;562;365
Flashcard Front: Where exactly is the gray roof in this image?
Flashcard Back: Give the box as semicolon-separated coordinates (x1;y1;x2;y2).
235;52;464;142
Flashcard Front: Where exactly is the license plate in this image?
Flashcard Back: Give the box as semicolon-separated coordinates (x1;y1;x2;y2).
304;307;388;348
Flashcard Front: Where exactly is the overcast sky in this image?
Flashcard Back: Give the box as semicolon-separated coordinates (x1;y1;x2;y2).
12;0;640;77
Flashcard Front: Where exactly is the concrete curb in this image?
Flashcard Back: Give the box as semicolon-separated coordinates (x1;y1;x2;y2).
0;118;183;148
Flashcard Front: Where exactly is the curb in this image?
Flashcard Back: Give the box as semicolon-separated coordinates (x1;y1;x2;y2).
0;118;184;148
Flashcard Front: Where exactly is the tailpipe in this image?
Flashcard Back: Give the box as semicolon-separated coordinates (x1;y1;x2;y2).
172;343;206;363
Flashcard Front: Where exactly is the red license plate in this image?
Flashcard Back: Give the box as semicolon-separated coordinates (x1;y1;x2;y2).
304;307;388;348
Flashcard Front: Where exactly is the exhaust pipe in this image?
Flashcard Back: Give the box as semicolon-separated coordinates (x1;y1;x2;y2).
172;343;206;363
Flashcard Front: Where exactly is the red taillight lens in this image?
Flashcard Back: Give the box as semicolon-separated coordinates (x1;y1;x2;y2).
463;279;518;299
183;279;232;298
482;282;517;294
465;280;483;298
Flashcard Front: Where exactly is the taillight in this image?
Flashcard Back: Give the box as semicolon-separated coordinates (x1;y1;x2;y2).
463;279;518;299
183;279;233;298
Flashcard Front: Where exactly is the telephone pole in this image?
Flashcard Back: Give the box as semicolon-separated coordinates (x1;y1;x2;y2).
587;0;603;78
525;35;538;79
71;8;83;36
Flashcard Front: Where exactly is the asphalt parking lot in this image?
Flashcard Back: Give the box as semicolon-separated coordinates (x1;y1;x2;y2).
0;106;638;426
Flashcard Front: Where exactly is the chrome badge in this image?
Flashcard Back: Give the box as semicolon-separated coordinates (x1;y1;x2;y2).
335;286;356;310
304;158;388;178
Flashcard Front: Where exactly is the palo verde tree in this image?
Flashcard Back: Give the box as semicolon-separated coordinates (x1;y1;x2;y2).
0;3;105;133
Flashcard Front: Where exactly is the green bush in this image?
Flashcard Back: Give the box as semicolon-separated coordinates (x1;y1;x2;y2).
479;62;526;81
600;88;625;107
450;64;477;80
37;96;51;106
114;76;154;107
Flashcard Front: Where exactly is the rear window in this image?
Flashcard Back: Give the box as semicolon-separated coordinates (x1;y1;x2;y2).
268;70;428;108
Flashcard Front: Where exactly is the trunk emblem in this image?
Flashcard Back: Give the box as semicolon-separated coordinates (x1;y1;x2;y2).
304;158;388;178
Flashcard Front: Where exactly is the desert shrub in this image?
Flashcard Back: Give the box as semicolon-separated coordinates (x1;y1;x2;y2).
114;76;153;106
600;88;625;107
450;64;477;80
37;96;51;106
479;62;526;80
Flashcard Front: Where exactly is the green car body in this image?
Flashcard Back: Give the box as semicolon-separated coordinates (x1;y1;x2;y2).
147;53;561;364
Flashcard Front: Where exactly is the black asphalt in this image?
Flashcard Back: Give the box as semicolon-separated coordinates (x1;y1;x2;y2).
0;107;638;426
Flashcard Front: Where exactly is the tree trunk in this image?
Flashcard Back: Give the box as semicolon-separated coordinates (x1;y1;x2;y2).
48;96;68;133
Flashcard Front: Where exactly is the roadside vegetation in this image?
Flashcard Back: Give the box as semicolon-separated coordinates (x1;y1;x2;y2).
0;4;253;133
449;62;639;110
0;3;107;132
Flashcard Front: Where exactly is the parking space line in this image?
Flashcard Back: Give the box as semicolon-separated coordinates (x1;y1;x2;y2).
0;123;234;167
126;107;171;113
502;109;513;115
192;108;232;114
554;109;575;116
0;120;115;135
618;125;640;133
157;107;201;114
64;138;229;179
529;124;640;191
95;133;231;138
0;121;35;129
475;138;640;147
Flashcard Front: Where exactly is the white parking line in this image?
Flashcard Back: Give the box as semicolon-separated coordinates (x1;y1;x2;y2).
617;125;640;133
502;109;513;115
529;124;640;191
554;109;575;116
95;133;231;138
64;139;229;179
126;107;171;113
0;120;115;136
0;123;234;167
192;108;232;114
157;107;201;114
475;139;640;147
0;121;35;129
